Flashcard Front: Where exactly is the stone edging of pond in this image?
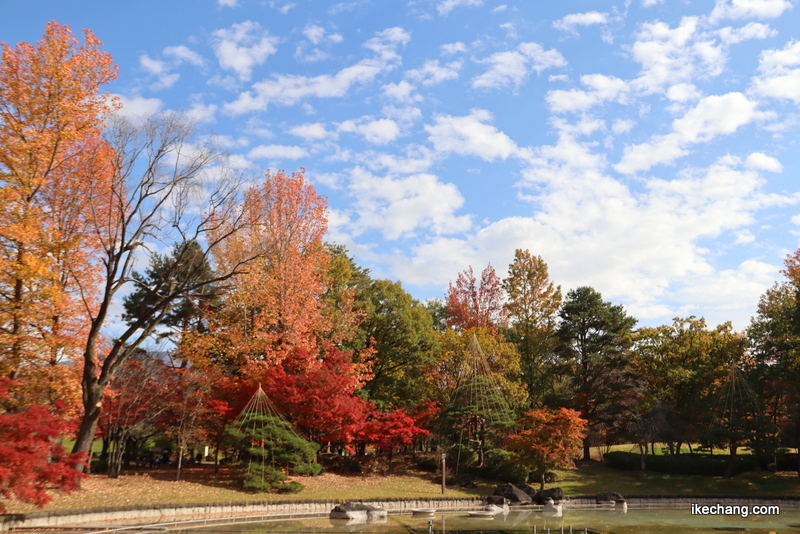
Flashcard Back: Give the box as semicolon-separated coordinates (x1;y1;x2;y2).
4;495;800;532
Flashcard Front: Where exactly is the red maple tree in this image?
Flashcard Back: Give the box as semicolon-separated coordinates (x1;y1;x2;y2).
445;264;508;332
0;379;85;512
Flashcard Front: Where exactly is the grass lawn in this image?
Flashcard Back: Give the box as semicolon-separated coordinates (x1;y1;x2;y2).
3;456;799;515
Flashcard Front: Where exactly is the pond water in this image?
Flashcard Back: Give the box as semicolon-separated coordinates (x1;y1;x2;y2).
174;507;800;534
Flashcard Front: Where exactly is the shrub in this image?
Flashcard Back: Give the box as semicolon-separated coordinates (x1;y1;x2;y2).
292;462;323;476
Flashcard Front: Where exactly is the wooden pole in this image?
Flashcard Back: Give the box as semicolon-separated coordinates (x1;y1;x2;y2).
441;453;446;494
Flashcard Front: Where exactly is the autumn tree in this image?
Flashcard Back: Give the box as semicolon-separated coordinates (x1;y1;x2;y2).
0;22;117;410
555;287;638;460
749;250;800;476
446;264;507;331
189;172;374;452
0;379;85;512
157;368;212;481
632;317;737;454
100;353;169;478
503;250;561;407
71;113;286;467
197;170;365;370
505;408;586;489
257;346;375;448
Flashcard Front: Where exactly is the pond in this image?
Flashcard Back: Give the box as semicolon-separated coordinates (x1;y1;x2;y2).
172;507;800;534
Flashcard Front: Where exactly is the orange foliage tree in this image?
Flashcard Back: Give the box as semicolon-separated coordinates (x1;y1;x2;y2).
191;170;377;449
0;22;117;410
504;408;587;489
197;169;366;370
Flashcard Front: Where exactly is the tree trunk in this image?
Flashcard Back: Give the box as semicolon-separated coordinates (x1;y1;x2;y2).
176;440;184;481
72;381;104;474
109;434;125;478
723;444;738;479
583;439;591;461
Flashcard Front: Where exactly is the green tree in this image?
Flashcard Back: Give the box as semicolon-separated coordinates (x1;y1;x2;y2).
555;286;637;460
502;250;561;407
323;245;440;410
123;239;217;354
227;413;320;493
437;331;521;468
357;280;439;410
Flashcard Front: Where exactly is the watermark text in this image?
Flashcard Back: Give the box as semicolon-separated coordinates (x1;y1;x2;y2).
690;504;780;518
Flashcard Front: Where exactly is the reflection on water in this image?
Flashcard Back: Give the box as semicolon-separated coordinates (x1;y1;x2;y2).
176;508;800;534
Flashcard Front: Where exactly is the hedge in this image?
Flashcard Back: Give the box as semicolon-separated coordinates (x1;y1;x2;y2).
603;451;759;476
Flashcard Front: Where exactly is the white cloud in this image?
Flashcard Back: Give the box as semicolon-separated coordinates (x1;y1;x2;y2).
612;119;636;134
631;17;727;94
212;21;279;81
247;144;309;159
381;80;422;103
114;95;164;117
391;237;480;287
406;60;461;85
186;102;218;123
642;0;665;5
164;45;206;67
339;117;401;145
616;92;772;173
381;105;423;128
546;74;629;113
304;24;326;45
224;27;410;114
751;40;800;102
346;167;472;239
718;22;776;44
425;108;521;161
710;0;793;21
441;42;467;55
745;152;783;172
507;139;789;325
666;83;702;102
493;5;508;12
552;11;610;34
218;0;238;6
500;23;518;40
472;42;566;90
268;1;295;14
296;24;344;62
140;54;168;76
437;0;483;16
288;122;334;141
673;93;771;142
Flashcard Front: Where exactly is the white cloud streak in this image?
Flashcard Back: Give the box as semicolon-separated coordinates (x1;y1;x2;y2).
472;42;566;89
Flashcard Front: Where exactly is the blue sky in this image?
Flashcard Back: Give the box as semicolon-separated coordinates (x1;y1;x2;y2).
2;0;800;331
